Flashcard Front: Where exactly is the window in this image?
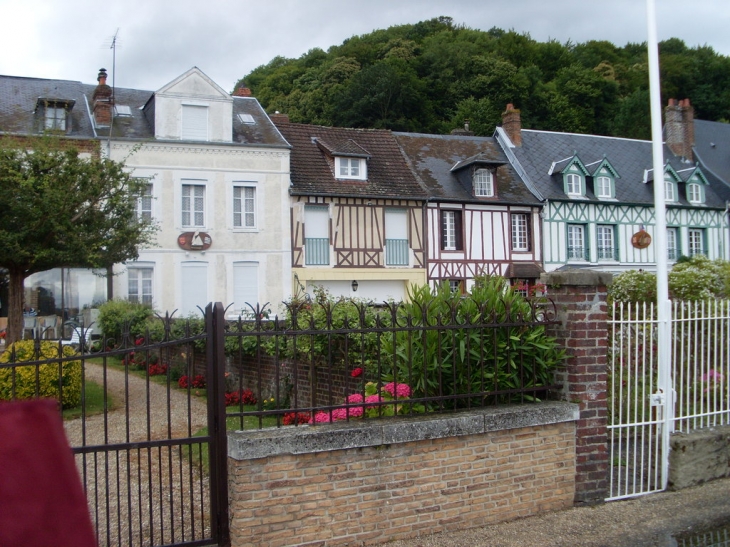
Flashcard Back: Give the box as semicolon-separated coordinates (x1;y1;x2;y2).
667;228;679;260
567;224;587;260
665;176;677;202
128;267;153;305
233;262;259;317
688;228;705;256
441;210;463;251
182;104;208;140
448;279;464;294
180;262;208;316
182;183;205;227
596;176;612;198
384;209;409;266
565;173;583;196
597;225;617;261
473;169;494;197
233;186;256;228
304;206;330;265
45;106;66;131
336;157;366;180
237;113;255;124
136;183;153;221
687;183;704;204
511;213;530;252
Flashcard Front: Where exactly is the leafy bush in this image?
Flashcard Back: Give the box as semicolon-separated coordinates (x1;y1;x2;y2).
0;340;82;408
607;269;657;304
378;276;565;407
97;299;155;344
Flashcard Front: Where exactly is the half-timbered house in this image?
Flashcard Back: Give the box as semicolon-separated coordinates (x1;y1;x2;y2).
394;130;543;294
496;104;730;273
272;116;428;301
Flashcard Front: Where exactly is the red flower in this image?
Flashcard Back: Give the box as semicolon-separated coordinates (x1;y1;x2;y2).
134;337;145;346
350;367;363;378
283;412;310;425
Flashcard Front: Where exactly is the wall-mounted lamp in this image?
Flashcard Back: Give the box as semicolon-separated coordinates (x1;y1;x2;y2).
351;280;359;292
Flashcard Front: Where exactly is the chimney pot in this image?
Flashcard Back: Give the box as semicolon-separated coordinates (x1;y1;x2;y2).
501;104;522;147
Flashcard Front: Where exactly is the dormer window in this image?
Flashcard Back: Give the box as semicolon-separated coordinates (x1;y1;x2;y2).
595;176;612;198
36;98;74;133
687;183;704;204
336;157;367;180
182;104;208;141
565;173;583;196
665;175;677;202
473;169;494;197
45;106;67;130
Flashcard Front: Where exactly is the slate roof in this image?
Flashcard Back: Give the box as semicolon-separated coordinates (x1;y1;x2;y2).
273;121;427;199
508;129;727;209
394;132;541;205
0;74;288;147
693;119;730;202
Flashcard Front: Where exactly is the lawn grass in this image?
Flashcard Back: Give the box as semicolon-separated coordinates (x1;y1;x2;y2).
62;379;113;420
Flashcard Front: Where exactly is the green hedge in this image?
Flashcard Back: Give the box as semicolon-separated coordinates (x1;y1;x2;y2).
0;340;82;409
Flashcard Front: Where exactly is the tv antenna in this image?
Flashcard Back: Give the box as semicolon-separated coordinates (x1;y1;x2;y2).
108;28;119;98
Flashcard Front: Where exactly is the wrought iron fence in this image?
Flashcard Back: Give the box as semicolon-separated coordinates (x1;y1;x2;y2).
221;293;563;430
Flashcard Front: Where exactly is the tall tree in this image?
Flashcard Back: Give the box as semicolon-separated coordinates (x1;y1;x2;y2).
0;137;156;344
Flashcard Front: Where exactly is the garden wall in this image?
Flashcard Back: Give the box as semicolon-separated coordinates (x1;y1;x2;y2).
668;425;730;490
228;402;578;547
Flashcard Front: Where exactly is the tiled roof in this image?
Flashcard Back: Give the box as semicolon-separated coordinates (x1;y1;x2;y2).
274;121;427;199
0;74;288;148
509;129;727;209
394;132;540;205
694;119;730;201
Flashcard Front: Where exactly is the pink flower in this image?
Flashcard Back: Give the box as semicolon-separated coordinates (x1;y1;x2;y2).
365;394;383;409
350;367;363;378
382;382;411;398
309;412;333;423
701;369;724;383
346;393;364;404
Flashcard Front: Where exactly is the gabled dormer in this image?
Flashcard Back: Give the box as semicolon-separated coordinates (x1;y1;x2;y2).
314;138;370;181
549;154;589;198
143;67;233;142
35;97;75;133
679;166;709;205
643;163;681;203
450;154;505;198
585;157;619;200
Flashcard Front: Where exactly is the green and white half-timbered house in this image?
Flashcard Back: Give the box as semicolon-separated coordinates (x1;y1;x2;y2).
496;104;729;273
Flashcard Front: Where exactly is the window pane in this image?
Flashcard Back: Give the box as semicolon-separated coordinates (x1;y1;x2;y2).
568;225;585;259
182;183;205;227
443;211;456;250
597;225;615;260
667;228;678;260
511;214;529;251
597;177;611;197
474;169;493;197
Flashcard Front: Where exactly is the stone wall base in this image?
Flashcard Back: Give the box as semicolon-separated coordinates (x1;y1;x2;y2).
668;425;730;490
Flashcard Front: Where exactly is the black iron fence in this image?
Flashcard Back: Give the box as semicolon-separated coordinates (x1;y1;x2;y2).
0;289;563;547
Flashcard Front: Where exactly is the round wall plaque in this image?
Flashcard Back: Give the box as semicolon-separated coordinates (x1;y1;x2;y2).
178;231;212;251
631;230;652;249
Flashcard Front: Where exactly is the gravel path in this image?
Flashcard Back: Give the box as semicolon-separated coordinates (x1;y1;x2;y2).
64;363;211;547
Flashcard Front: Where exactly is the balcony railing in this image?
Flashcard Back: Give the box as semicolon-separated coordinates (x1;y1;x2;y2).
668;247;679;261
597;246;618;261
385;239;409;266
305;238;330;265
567;246;589;261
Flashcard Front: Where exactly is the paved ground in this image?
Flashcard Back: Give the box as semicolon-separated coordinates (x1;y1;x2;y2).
384;477;730;547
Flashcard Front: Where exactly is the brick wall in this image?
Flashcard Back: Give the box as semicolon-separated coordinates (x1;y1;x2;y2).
228;403;577;547
542;269;612;504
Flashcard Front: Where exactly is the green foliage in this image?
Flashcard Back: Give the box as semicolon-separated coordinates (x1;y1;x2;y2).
0;340;82;408
609;257;730;304
235;19;730;136
97;299;155;344
378;276;565;408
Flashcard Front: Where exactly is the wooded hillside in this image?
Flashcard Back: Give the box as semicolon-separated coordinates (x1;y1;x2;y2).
235;16;730;138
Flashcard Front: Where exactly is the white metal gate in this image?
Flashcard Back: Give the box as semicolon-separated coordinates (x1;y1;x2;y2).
607;300;730;500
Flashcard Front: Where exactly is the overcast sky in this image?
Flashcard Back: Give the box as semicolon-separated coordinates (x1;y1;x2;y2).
1;0;727;93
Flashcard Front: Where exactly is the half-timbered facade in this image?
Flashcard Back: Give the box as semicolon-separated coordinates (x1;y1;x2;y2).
497;104;730;273
272;117;427;301
394;131;543;293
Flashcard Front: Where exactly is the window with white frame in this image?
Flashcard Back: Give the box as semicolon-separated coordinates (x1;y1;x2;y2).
182;104;208;140
565;173;583;196
304;205;330;265
128;267;153;305
473;169;494;197
511;213;530;251
567;224;587;260
182;183;205;227
44;106;67;131
596;176;613;198
233;186;256;228
667;227;679;260
384;208;409;266
687;183;704;204
336;157;366;180
688;228;705;256
136;183;153;221
665;175;677;202
597;225;616;261
441;210;463;251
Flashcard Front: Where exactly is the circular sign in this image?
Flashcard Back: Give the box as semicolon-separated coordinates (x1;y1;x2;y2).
178;231;212;251
631;230;652;249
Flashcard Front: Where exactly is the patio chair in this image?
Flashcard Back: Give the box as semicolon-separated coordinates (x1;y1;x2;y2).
40;316;59;339
22;317;37;340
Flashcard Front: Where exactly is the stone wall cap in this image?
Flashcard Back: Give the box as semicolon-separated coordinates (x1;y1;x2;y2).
541;269;613;287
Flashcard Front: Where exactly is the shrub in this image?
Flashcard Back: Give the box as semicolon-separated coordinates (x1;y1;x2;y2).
97;299;155;344
0;340;82;408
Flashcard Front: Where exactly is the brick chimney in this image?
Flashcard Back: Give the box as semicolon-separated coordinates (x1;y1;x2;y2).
501;104;522;147
232;86;252;97
92;68;113;127
665;98;694;162
269;111;290;125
